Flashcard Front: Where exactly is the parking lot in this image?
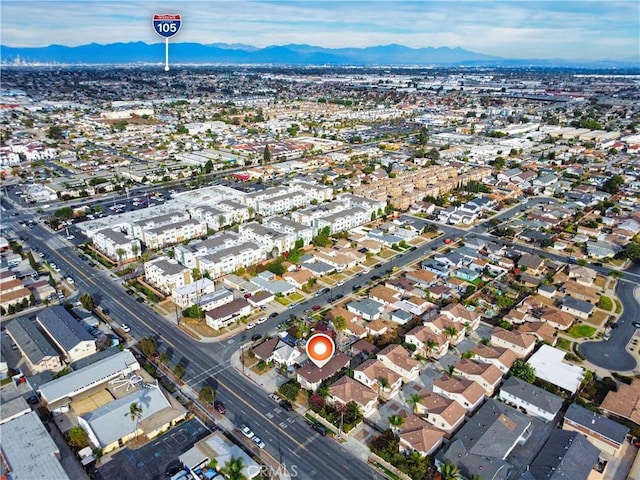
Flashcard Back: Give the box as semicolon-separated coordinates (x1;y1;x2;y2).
91;418;212;480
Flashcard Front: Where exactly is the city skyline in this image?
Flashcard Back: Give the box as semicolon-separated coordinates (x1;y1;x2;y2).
1;0;639;61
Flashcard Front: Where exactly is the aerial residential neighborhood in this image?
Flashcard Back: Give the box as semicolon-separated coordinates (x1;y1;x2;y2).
1;5;640;480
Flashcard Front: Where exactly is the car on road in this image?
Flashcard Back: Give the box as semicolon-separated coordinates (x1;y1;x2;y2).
269;312;278;318
336;280;344;286
245;322;256;330
352;284;361;291
241;425;255;439
126;289;134;295
288;303;297;310
444;238;452;244
269;393;281;402
633;322;640;329
251;333;262;342
257;316;267;324
102;308;110;316
252;436;266;449
136;297;145;303
334;293;344;300
312;305;321;311
214;400;226;414
121;324;131;333
66;276;74;284
410;246;417;251
311;423;327;435
279;399;293;411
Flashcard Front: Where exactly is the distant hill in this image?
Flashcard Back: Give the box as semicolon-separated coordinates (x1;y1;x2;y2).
0;42;638;68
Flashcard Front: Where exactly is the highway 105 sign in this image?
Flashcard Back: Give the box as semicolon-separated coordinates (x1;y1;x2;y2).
153;14;182;38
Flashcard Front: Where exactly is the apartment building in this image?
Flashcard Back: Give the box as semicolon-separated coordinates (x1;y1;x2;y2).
239;222;297;256
36;307;97;363
290;200;347;228
217;199;252;224
141;219;207;250
144;258;192;294
263;216;313;246
196;241;265;279
174;232;243;268
91;228;141;262
190;205;233;231
316;206;369;235
171;278;217;309
130;211;190;239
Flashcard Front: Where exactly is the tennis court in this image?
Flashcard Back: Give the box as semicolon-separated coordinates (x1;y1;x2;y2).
71;389;115;415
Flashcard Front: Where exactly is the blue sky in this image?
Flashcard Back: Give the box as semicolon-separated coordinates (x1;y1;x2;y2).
1;1;638;60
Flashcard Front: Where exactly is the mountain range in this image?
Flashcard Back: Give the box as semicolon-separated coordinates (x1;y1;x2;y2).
1;42;638;68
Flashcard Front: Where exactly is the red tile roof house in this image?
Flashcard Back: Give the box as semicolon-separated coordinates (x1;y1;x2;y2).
433;374;485;413
296;352;350;392
376;344;421;383
404;324;449;360
423;315;465;346
327;376;378;418
452;359;503;395
469;343;518;374
353;359;403;401
396;410;445;457
414;390;466;434
490;327;536;358
440;303;481;331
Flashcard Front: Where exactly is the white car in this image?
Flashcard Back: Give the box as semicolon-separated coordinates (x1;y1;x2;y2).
336;280;345;286
252;436;266;449
66;277;75;285
257;316;267;325
241;425;255;439
245;322;256;330
121;324;131;333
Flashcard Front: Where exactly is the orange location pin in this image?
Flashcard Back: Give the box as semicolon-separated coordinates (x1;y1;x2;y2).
306;333;335;368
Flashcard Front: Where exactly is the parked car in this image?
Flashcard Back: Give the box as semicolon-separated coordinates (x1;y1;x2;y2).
311;423;327;435
279;399;293;412
136;297;145;303
126;289;134;295
165;460;184;476
241;425;255;439
214;400;226;414
121;324;131;333
245;322;256;330
269;312;278;318
251;333;262;342
257;316;267;324
252;436;265;449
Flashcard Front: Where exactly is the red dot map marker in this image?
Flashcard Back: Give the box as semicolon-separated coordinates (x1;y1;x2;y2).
306;333;335;368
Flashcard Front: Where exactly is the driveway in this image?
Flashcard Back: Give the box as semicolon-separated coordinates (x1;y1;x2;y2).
579;263;640;371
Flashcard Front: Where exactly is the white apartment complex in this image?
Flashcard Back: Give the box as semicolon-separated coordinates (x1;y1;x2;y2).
91;228;141;262
144;258;192;294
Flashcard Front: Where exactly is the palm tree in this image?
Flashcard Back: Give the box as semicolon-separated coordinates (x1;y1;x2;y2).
407;393;422;414
448;364;456;376
439;461;462;480
131;244;139;259
377;377;391;393
444;327;459;345
425;339;439;358
387;414;405;433
125;402;143;441
221;456;247;480
115;248;126;264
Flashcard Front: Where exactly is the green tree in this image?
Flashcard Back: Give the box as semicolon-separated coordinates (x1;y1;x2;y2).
407;393;421;414
67;426;90;448
199;385;215;404
278;380;301;401
387;414;405;432
115;248;126;263
139;336;157;357
602;175;625;194
46;124;64;140
621;242;640;263
440;461;462;480
221;456;247;480
125;402;144;441
173;364;186;380
509;359;536;383
192;268;202;281
79;293;95;311
332;315;346;332
54;206;73;220
263;144;271;165
27;251;37;270
131;244;139;259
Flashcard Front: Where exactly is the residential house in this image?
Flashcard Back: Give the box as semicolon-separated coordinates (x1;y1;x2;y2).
432;374;485;412
437;399;533;480
440;303;481;331
347;298;384;321
171;278;216;309
405;269;438;288
470;344;517;374
144;258;191;295
397;410;445;457
415;390;466;434
424;315;465;346
421;260;451;278
568;265;597;286
515;321;557;346
282;269;314;289
497;376;563;422
540;306;574;331
204;298;252;330
327;376;378;418
404;325;449;360
452;359;503;395
369;285;400;307
5;317;63;373
517;253;545;274
354;359;403;400
563;403;629;457
490;327;536;358
527;345;585;395
601;379;640;426
562;279;600;304
561;296;594;320
525;430;600;480
296;352;350;392
377;344;421;383
250;271;296;296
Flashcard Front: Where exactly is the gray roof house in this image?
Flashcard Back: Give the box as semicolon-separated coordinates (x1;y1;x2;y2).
561;296;594;319
523;430;600;480
36;306;97;362
347;298;384;321
498;376;563;422
437;398;532;480
5;316;62;373
563;403;629;457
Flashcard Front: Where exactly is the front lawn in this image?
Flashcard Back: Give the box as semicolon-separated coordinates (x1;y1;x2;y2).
556;337;573;352
567;324;596;339
597;296;613;311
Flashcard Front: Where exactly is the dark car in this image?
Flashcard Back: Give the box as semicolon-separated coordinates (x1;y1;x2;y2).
334;293;344;300
279;399;293;411
251;333;262;342
410;246;417;251
102;308;110;316
269;312;278;318
311;423;327;435
165;460;184;476
126;289;134;295
214;400;226;414
136;297;145;303
371;275;380;281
